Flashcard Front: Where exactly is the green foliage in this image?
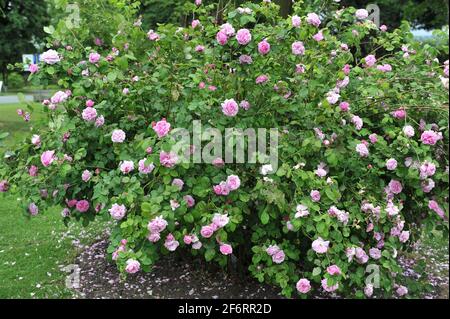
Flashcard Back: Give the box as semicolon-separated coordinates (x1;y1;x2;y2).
6;72;25;89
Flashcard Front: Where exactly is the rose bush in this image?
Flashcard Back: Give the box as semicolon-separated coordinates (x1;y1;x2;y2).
1;0;449;298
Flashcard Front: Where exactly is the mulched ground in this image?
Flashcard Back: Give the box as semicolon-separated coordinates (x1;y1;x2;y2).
73;239;282;299
72;235;449;299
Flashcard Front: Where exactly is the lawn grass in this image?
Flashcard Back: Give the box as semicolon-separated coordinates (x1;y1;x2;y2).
0;103;45;151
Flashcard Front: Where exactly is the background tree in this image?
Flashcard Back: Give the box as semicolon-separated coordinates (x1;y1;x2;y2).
0;0;50;86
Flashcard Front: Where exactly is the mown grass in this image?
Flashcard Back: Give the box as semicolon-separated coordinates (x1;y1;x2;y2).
0;103;106;298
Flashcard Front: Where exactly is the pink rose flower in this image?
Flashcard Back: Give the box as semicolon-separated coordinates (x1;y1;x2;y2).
82;170;92;182
272;250;285;264
220;244;233;255
355;9;369;19
138;158;155;174
296;278;311;294
421;130;442;145
200;225;214;238
292;15;301;27
89;52;101;63
216;31;228;45
125;259;140;274
226;175;241;191
312;237;329;254
291;41;305;55
31;134;41;146
386;158;398;170
327;265;341;276
364;54;377;67
428;200;445;219
109;203;126;220
29;203;39;216
41;49;61;64
41;150;55;167
160;151;178;168
147;216;168;234
221;99;239;117
306;13;321;27
403;125;415;137
82;107;97;122
153;118;171;138
164;234;180;251
29;64;39;74
212;213;229;228
258;39;271;55
51;91;69;104
339;101;350;112
183;195;196;208
388;179;403;194
111;129;126;143
310;190;321;202
321;278;339;292
312;31;324;41
86;99;95;107
236;29;252;45
356;143;369;157
76;200;90;213
119;160;134;174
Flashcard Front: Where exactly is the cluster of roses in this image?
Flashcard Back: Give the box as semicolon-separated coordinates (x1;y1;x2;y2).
199;213;233;255
213;175;241;196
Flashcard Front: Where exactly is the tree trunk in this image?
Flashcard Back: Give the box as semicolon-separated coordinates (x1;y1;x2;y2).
276;0;292;17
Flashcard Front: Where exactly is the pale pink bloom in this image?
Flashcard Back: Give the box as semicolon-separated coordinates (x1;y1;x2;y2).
82;170;92;182
213;182;230;196
256;75;269;84
419;161;436;179
239;100;250;110
221;99;239;117
220;23;235;36
147;30;160;41
306;13;321;27
29;203;39;215
392;108;406;119
355;9;369;19
148;216;168;234
41;49;61;64
76;200;90;213
148;232;161;242
421;179;435;193
200;225;214;238
226;175;241;190
336;76;349;88
258;39;271;55
356;143;369;157
364;54;377;67
109;203;126;220
386;201;400;217
51;91;69;104
396;285;408;296
86;99;95;107
380;25;388;32
310;190;321;202
312;31;324;41
291;41;305;55
388;179;403;194
239;55;253;64
212;213;229;228
272;250;285;264
183;195;196;208
296;279;311;294
399;231;410;243
195;0;202;6
29;165;38;176
342;64;351;75
327;265;341;276
220;244;233;255
369;248;382;260
153;118;171;138
295;204;309;218
326;90;340;104
403;125;415;137
122;88;129;94
377;64;392;72
345;247;356;262
351;115;363;130
164;234;180;251
215;31;228;45
159;151;178;168
355;247;369;264
119;160;134;174
191;19;200;29
95;115;105;127
321;278;338;292
339;101;350;112
212;157;225;167
192;241;202;249
312;237;329;254
31;134;41;146
41;150;55;167
89;52;101;63
125;259;140;274
369;134;378;144
428;200;445;218
364;284;374;297
266;245;280;256
111;129;126;143
170;199;180;211
29;63;39;73
292;15;301;27
171;178;184;190
421;130;442;145
236;29;252;45
296;64;305;74
386;158;398;170
82;107;97;122
195;45;205;52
